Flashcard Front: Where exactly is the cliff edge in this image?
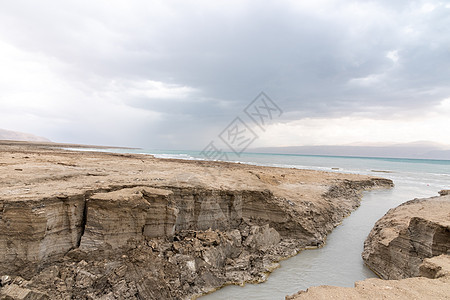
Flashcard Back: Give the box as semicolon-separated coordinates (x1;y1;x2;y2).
0;142;393;299
362;195;450;279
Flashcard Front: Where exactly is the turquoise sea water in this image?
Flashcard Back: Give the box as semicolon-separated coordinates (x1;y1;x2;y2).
73;148;450;299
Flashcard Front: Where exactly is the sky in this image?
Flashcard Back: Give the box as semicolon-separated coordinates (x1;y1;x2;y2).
0;0;449;150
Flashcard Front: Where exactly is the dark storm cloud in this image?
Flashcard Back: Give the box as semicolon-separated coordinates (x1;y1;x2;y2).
0;0;449;148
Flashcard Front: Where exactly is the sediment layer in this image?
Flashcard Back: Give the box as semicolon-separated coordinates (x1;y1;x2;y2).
362;195;450;279
0;141;393;299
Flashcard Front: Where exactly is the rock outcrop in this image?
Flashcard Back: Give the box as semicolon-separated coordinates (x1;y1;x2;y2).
287;194;450;300
419;254;450;279
362;195;450;279
0;194;86;276
439;189;450;196
80;187;177;250
0;141;393;299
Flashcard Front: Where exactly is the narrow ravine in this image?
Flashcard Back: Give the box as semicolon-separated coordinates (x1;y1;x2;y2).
201;180;441;300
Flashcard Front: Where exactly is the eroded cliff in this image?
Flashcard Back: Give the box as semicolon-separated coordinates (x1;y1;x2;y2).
362;195;450;279
0;142;393;299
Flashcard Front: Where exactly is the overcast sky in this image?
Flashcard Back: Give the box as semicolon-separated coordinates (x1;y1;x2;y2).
0;0;449;150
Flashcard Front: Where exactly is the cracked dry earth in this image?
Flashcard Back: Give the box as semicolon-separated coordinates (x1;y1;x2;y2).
0;141;392;299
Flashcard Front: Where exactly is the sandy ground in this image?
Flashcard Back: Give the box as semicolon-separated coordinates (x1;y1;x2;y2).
0;140;377;203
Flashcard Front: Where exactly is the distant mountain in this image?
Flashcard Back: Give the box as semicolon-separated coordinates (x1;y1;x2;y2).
0;128;51;142
252;142;450;160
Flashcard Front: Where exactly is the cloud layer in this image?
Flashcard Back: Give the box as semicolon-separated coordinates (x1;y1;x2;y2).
0;0;449;149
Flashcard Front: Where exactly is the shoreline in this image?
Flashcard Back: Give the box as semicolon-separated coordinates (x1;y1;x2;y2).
0;141;393;299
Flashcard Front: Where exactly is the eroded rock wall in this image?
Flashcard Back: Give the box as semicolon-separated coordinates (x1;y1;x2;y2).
0;179;392;299
1;185;296;275
0;195;85;276
80;187;177;250
362;195;450;280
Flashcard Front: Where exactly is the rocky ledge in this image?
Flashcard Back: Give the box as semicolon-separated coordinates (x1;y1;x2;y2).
0;141;393;299
362;195;450;279
287;194;450;300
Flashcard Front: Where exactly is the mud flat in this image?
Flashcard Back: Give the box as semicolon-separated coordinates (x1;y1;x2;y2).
0;141;392;299
287;194;450;300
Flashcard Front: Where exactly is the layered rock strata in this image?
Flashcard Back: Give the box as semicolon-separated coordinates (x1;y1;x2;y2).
362;195;450;279
0;141;393;299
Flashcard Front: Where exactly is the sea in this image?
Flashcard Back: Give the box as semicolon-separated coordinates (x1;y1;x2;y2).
72;148;450;299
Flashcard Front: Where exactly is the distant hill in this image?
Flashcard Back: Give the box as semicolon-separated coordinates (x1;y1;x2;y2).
252;141;450;160
0;128;51;142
